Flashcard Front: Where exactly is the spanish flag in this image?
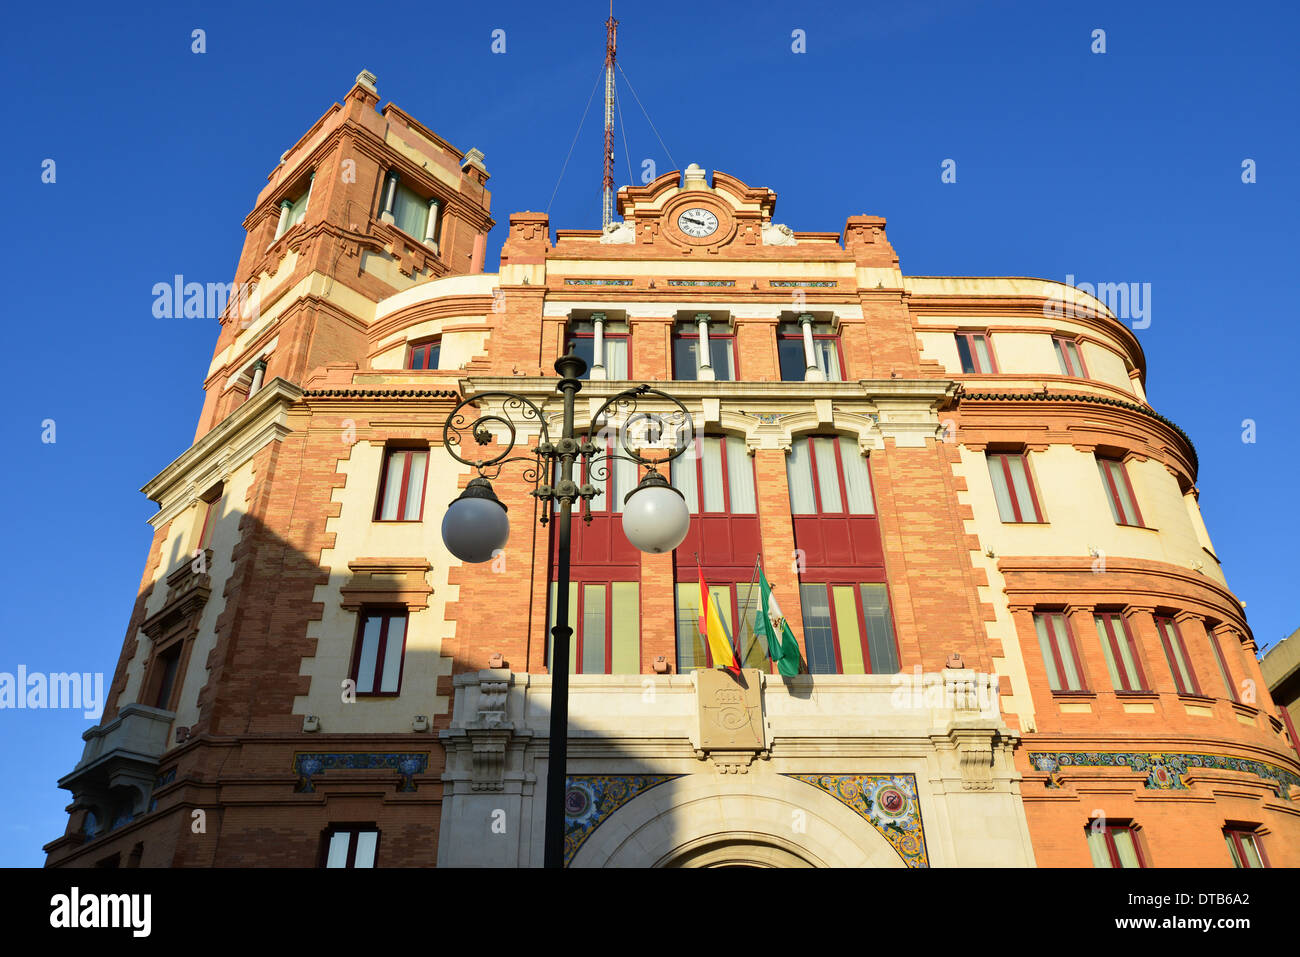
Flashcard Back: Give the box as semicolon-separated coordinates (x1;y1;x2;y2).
698;568;740;676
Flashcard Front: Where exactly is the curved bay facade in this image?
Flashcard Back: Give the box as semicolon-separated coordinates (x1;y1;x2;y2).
45;74;1298;869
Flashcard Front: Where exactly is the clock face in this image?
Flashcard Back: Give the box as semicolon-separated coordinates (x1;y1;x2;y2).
676;207;719;238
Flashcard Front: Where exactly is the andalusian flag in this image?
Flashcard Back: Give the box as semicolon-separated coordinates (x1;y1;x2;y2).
758;566;802;676
698;568;740;676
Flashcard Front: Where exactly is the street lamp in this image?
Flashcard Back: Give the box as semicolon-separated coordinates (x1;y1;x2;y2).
439;350;692;868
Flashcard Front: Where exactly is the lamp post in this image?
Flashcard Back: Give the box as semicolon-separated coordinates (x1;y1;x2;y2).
439;351;692;868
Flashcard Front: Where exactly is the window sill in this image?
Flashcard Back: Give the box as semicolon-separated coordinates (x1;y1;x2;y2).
1114;690;1158;699
372;519;424;524
1051;690;1096;699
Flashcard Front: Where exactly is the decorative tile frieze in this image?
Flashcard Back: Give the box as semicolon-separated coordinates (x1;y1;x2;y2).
292;752;429;793
564;774;682;866
786;773;930;867
1028;751;1300;799
666;279;735;287
769;280;837;287
563;278;634;286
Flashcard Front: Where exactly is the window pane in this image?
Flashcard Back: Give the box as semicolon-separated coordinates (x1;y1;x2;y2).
800;584;837;674
393;183;428;237
379;616;406;693
673;336;699;380
1053;338;1069;375
860;584;899;674
1095;617;1123;690
613;455;638;513
832;586;865;675
379;452;405;520
573;336;595;378
1054;618;1082;690
582;584;606;674
816;339;842;381
356;616;382;694
671;443;699;513
778;337;806;381
812;438;842;512
987;455;1016;522
710;337;734;380
1005;455;1039;522
1209;632;1236;701
840;440;874;514
605;338;628;379
1035;614;1062;691
955;335;976;373
353;831;378;867
701;438;725;512
1112;830;1140;868
1108;461;1139;525
1225;832;1244;867
1166;624;1195;693
1114;619;1143;690
1241;834;1262;868
973;335;993;372
402;452;427;520
725;436;756;513
610;583;640;675
675;583;707;671
786;441;817;514
326;832;351;868
1087;829;1113;868
1065;341;1082;375
429;343;440;370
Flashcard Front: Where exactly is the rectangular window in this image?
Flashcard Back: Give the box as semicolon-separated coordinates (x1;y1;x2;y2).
1155;616;1201;696
572;320;630;380
673;581;767;673
152;643;182;710
798;582;898;675
549;581;640;674
1034;612;1086;692
986;452;1044;523
777;322;843;382
673;323;735;380
1087;825;1144;868
195;484;224;550
1052;336;1088;377
785;436;875;516
1224;829;1266;868
350;609;408;695
392;182;429;239
1097;457;1143;526
670;436;755;514
1094;613;1148;692
323;827;379;868
955;333;997;373
376;448;428;521
285;189;309;231
406;339;440;370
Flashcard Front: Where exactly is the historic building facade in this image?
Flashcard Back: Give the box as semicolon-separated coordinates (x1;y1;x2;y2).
45;74;1299;868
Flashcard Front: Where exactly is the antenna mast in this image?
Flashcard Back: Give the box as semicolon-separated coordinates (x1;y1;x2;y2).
602;4;619;229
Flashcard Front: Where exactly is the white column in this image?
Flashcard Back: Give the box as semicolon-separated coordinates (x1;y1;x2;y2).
380;170;398;224
590;312;607;380
423;198;441;247
273;199;293;240
248;359;267;396
696;313;715;381
801;314;826;382
301;170;315;219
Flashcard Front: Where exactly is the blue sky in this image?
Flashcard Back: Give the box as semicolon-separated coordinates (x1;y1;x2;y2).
1;1;1296;866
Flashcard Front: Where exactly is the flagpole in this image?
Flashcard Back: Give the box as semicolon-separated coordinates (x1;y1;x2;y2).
737;554;762;668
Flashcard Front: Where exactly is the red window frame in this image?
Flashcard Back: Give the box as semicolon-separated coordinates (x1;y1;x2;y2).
1094;612;1149;692
1036;611;1089;692
571;325;631;381
777;324;845;382
151;643;183;710
374;447;428;522
673;579;770;673
675;434;756;515
955;332;998;373
987;451;1045;523
196;488;223;549
320;825;380;868
348;608;409;697
1155;615;1202;696
406;338;440;370
797;581;900;675
1052;335;1088;377
1223;828;1269;868
1207;628;1239;702
787;435;874;517
1097;456;1144;527
672;322;738;381
1090;824;1146;868
549;579;642;675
